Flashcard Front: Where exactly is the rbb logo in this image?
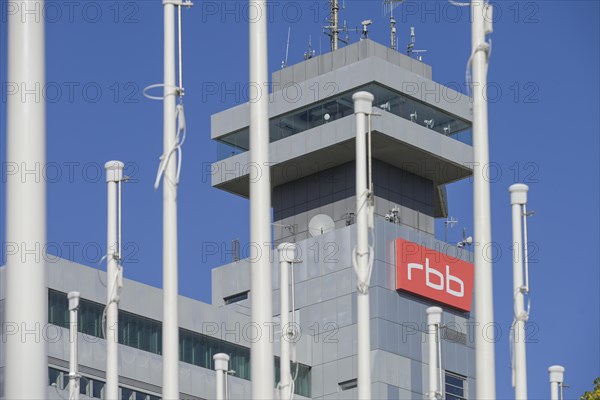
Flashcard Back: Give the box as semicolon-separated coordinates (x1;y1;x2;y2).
396;238;474;312
408;259;464;297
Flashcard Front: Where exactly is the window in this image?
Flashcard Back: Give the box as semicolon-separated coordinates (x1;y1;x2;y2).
224;291;249;305
47;368;161;400
339;379;358;391
80;376;90;396
121;387;134;400
92;379;105;399
445;372;467;400
48;367;65;390
216;83;473;161
133;391;147;400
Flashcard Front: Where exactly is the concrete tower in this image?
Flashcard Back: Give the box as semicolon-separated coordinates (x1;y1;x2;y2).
210;39;477;398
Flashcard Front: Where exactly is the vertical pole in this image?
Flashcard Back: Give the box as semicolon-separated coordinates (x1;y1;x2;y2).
68;292;80;400
105;161;124;400
353;91;374;400
162;1;180;399
5;0;47;398
427;307;442;399
389;2;396;50
548;366;564;400
214;353;230;400
249;1;274;398
471;2;496;398
331;0;339;51
510;184;529;400
278;243;296;400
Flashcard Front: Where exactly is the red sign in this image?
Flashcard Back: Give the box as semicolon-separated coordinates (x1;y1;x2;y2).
395;238;474;312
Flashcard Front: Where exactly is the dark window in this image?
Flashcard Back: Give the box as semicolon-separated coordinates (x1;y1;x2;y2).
133;391;147;400
80;376;90;396
216;83;473;161
445;371;467;400
339;379;358;391
92;379;105;399
47;367;162;400
48;367;64;390
224;291;249;305
121;387;134;400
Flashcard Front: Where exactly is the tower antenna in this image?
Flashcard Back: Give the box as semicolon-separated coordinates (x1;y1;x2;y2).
384;0;404;50
407;26;428;61
325;0;340;50
323;0;352;50
304;35;316;60
281;26;291;68
444;216;458;242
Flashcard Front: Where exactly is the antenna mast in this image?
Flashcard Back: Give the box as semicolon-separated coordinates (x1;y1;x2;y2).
385;0;403;50
281;27;291;68
390;8;396;50
330;0;339;50
407;26;427;61
304;35;316;60
324;0;353;51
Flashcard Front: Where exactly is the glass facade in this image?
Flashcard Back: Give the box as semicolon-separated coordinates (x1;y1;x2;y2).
48;290;311;397
216;83;472;161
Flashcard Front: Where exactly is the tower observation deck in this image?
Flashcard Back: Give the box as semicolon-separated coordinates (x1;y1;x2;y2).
210;39;473;243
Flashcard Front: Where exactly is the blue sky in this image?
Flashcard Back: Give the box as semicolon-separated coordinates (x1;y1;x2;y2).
1;0;598;398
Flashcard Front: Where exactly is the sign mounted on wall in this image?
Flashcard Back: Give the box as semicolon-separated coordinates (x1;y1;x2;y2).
395;238;474;312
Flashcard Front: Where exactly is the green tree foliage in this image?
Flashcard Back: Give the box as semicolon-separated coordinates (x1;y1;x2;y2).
581;377;600;400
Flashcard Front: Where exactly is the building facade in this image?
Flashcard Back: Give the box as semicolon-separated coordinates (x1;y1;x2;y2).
1;39;475;399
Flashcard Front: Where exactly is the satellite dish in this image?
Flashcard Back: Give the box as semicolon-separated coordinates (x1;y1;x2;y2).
308;214;335;237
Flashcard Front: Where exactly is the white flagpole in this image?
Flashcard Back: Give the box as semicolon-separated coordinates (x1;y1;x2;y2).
214;353;230;400
427;307;442;399
353;91;374;400
510;184;529;400
68;292;81;400
471;1;496;397
278;243;296;399
105;161;124;400
162;1;180;398
549;365;565;400
5;0;47;397
249;0;275;398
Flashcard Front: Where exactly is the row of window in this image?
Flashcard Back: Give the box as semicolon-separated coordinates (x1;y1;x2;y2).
48;289;311;397
216;82;472;160
337;371;466;398
49;367;160;400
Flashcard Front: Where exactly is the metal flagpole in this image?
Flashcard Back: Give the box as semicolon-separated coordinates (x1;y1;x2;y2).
352;91;375;400
470;1;496;397
510;184;529;400
162;1;179;398
68;292;81;400
426;307;442;400
249;0;275;398
549;366;565;400
5;0;48;397
105;161;124;400
214;353;230;400
278;243;296;399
